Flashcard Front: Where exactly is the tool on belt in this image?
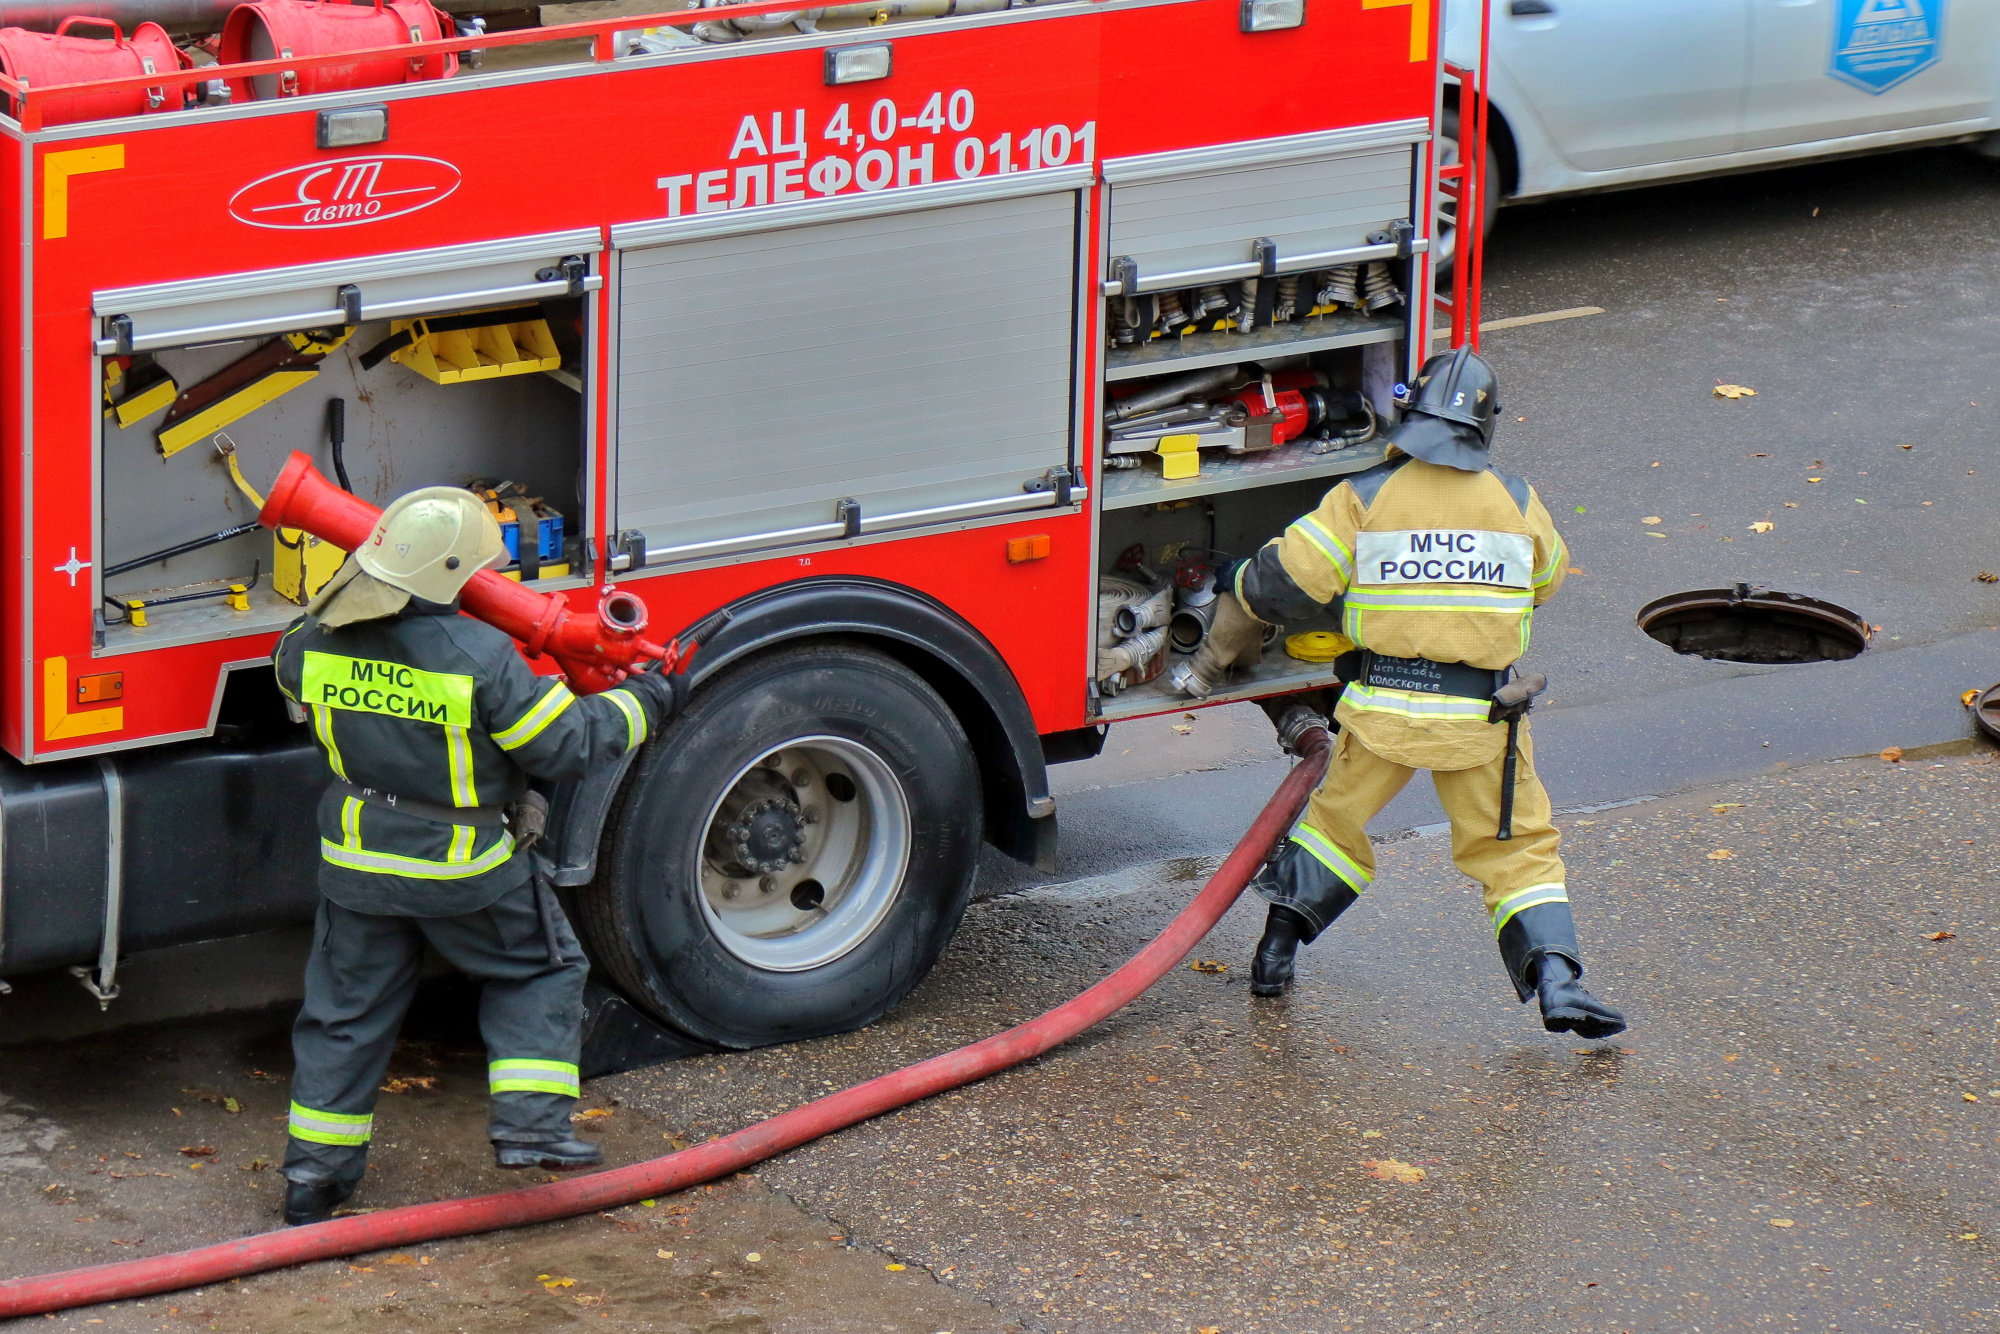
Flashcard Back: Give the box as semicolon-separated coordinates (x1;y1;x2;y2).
504;790;571;966
1488;672;1548;841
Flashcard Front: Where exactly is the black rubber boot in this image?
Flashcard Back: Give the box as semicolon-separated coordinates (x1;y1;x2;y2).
495;1138;605;1171
1250;906;1310;998
283;1177;356;1226
1533;953;1626;1039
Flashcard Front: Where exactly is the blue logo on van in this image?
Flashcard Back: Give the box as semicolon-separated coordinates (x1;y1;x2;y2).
1830;0;1944;94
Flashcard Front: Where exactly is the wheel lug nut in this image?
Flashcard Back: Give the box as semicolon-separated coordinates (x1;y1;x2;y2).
802;807;820;825
759;876;777;894
791;769;811;787
722;884;740;900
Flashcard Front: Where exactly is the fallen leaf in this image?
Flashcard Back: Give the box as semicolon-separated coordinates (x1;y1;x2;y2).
1964;1092;1980;1102
1713;384;1757;399
656;1250;675;1259
540;1276;577;1290
1880;746;1903;763
1856;498;1868;504
349;1265;375;1273
1749;522;1774;533
1361;1159;1426;1184
1707;848;1733;860
1619;1048;1638;1055
221;1097;241;1114
1979;573;1999;584
1769;1218;1794;1228
1571;1049;1592;1055
1806;477;1823;483
1724;1053;1741;1062
235;1158;268;1173
746;1253;762;1262
383;1255;417;1266
1171;724;1192;735
1567;566;1584;574
1965;688;1984;707
178;1145;216;1158
1574;505;1586;514
1646;532;1667;539
1927;931;1957;941
886;1263;907;1271
1641;516;1662;525
1901;443;1914;450
1961;1233;1980;1241
379;1076;439;1094
1361;1129;1384;1138
1188;959;1228;973
1709;803;1744;812
572;1107;614;1120
1784;502;1798;507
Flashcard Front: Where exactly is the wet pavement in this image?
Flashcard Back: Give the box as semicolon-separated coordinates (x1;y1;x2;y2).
5;747;1996;1332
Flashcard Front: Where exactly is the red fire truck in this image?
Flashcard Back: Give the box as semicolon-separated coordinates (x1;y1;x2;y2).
0;0;1485;1059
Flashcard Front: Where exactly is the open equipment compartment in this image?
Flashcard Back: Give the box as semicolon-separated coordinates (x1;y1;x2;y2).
94;235;598;654
1089;119;1431;720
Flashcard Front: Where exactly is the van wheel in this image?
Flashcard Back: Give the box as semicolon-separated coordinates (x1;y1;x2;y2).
576;642;980;1049
1435;106;1501;277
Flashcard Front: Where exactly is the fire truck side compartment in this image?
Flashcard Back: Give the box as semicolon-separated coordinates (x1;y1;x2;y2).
610;173;1086;567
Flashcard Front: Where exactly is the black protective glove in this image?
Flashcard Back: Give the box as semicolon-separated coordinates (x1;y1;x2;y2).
619;666;683;730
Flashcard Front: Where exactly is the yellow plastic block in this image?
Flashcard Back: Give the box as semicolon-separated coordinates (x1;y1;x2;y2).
1155;433;1202;480
157;368;319;458
114;373;179;428
273;529;347;606
391;316;562;385
500;561;571;582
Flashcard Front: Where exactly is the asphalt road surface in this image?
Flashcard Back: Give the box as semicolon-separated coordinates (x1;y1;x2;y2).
2;146;1998;1333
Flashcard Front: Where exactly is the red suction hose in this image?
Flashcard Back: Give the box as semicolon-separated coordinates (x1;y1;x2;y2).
0;729;1329;1318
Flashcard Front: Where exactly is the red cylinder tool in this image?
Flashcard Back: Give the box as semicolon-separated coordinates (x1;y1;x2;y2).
259;450;676;694
0;16;184;125
0;728;1331;1319
219;0;454;101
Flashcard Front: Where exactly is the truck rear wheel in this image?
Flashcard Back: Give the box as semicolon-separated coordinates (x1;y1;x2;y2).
577;642;981;1049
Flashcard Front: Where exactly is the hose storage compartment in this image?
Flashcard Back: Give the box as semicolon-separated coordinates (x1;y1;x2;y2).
0;17;184;125
219;0;454;101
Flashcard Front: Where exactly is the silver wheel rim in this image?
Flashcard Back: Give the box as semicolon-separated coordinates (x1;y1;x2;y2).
695;735;911;972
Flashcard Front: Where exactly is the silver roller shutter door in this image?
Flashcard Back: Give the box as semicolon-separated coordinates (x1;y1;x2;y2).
616;191;1079;564
1108;143;1416;287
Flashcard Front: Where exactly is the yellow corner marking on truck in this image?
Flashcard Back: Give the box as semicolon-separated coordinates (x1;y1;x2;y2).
1361;0;1430;62
42;145;125;240
44;655;123;740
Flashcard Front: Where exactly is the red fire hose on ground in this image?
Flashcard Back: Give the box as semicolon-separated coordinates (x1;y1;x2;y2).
0;731;1329;1318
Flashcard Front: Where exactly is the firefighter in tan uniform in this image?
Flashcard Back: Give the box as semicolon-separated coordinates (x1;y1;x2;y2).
1180;349;1624;1038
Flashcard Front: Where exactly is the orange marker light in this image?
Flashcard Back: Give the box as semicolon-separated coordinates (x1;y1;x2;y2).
1006;534;1051;564
76;671;123;704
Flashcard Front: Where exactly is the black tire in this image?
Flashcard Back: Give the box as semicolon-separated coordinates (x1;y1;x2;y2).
575;641;980;1049
1436;106;1502;278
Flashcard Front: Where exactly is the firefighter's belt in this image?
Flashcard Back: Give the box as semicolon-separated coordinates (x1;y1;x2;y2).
1352;651;1504;702
334;780;508;828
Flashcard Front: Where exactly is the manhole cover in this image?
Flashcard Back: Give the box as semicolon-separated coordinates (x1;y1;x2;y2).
1637;584;1868;665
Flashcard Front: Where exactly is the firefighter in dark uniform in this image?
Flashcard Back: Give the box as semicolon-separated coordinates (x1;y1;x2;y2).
271;486;680;1225
1176;349;1625;1039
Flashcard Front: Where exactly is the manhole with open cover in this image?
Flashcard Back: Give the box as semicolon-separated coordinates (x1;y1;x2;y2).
1637;584;1868;665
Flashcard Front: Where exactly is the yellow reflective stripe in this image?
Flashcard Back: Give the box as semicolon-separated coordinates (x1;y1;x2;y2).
313;704;348;781
288;1101;372;1146
605;688;646;752
274;622;308;702
445;725;476;807
1491;883;1568;935
321;831;515;880
341;795;363;850
1342;682;1494;722
1343;587;1534;613
301;651;474;727
1291;513;1354;583
492;681;576;751
489;1058;580;1097
1289;823;1373;889
447;823;474;863
1534;534;1566;590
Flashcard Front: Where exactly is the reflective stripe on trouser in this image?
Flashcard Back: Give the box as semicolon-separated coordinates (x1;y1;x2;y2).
282;881;589;1185
490;1059;581;1097
1256;723;1567;953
